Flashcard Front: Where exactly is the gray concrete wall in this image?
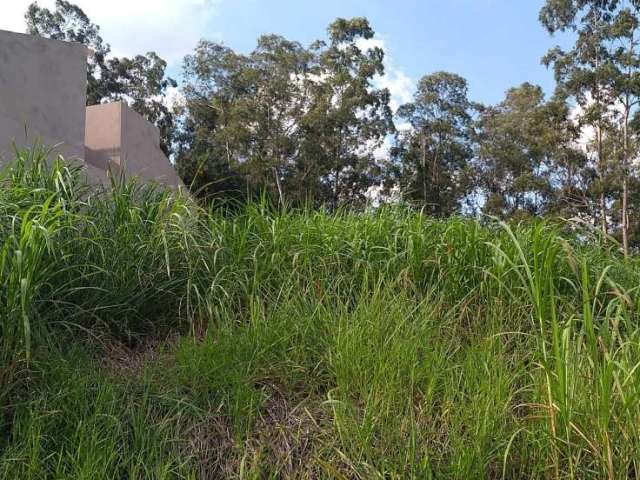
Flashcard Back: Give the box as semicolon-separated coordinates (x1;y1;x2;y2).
85;102;183;188
0;29;87;164
120;104;183;188
84;102;122;183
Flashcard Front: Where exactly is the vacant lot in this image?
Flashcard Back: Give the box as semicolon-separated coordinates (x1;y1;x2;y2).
1;149;640;479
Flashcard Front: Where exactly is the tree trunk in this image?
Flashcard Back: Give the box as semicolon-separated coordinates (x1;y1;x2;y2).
432;142;439;216
621;31;635;257
622;108;630;257
273;166;284;208
594;42;608;237
420;134;428;208
623;177;629;254
597;122;608;236
333;129;343;210
333;156;340;210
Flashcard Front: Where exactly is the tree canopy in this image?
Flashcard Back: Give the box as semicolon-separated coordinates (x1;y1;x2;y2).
21;1;640;252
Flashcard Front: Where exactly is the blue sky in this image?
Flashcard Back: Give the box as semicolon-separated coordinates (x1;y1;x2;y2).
205;0;572;105
5;0;574;107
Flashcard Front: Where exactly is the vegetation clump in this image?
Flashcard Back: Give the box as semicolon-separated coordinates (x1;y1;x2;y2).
0;149;639;479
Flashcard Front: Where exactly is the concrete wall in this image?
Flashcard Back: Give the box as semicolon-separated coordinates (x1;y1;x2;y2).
0;30;181;190
85;102;183;188
84;102;122;183
0;29;87;164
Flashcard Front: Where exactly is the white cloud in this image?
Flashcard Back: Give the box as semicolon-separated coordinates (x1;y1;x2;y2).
569;102;594;154
395;121;413;133
377;69;414;112
1;0;221;66
3;1;30;32
569;94;625;156
355;37;385;52
356;36;415;113
373;136;393;162
163;86;186;110
352;36;415;166
365;183;401;208
347;36;415;169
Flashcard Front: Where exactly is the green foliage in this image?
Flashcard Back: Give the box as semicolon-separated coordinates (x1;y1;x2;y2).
176;17;394;207
1;152;640;477
540;0;640;249
393;72;475;215
475;83;588;219
1;347;192;479
22;1;640;249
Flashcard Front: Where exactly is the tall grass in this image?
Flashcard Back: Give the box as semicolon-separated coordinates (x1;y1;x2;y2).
1;148;640;478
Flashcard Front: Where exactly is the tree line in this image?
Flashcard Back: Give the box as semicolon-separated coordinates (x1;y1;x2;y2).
24;1;640;253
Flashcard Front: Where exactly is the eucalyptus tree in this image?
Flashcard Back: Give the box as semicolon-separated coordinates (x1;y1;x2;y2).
476;84;587;219
394;72;474;216
248;35;312;205
542;96;591;218
476;84;548;218
540;0;620;236
300;18;395;207
176;42;252;200
178;37;312;204
177;18;393;206
606;4;640;254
